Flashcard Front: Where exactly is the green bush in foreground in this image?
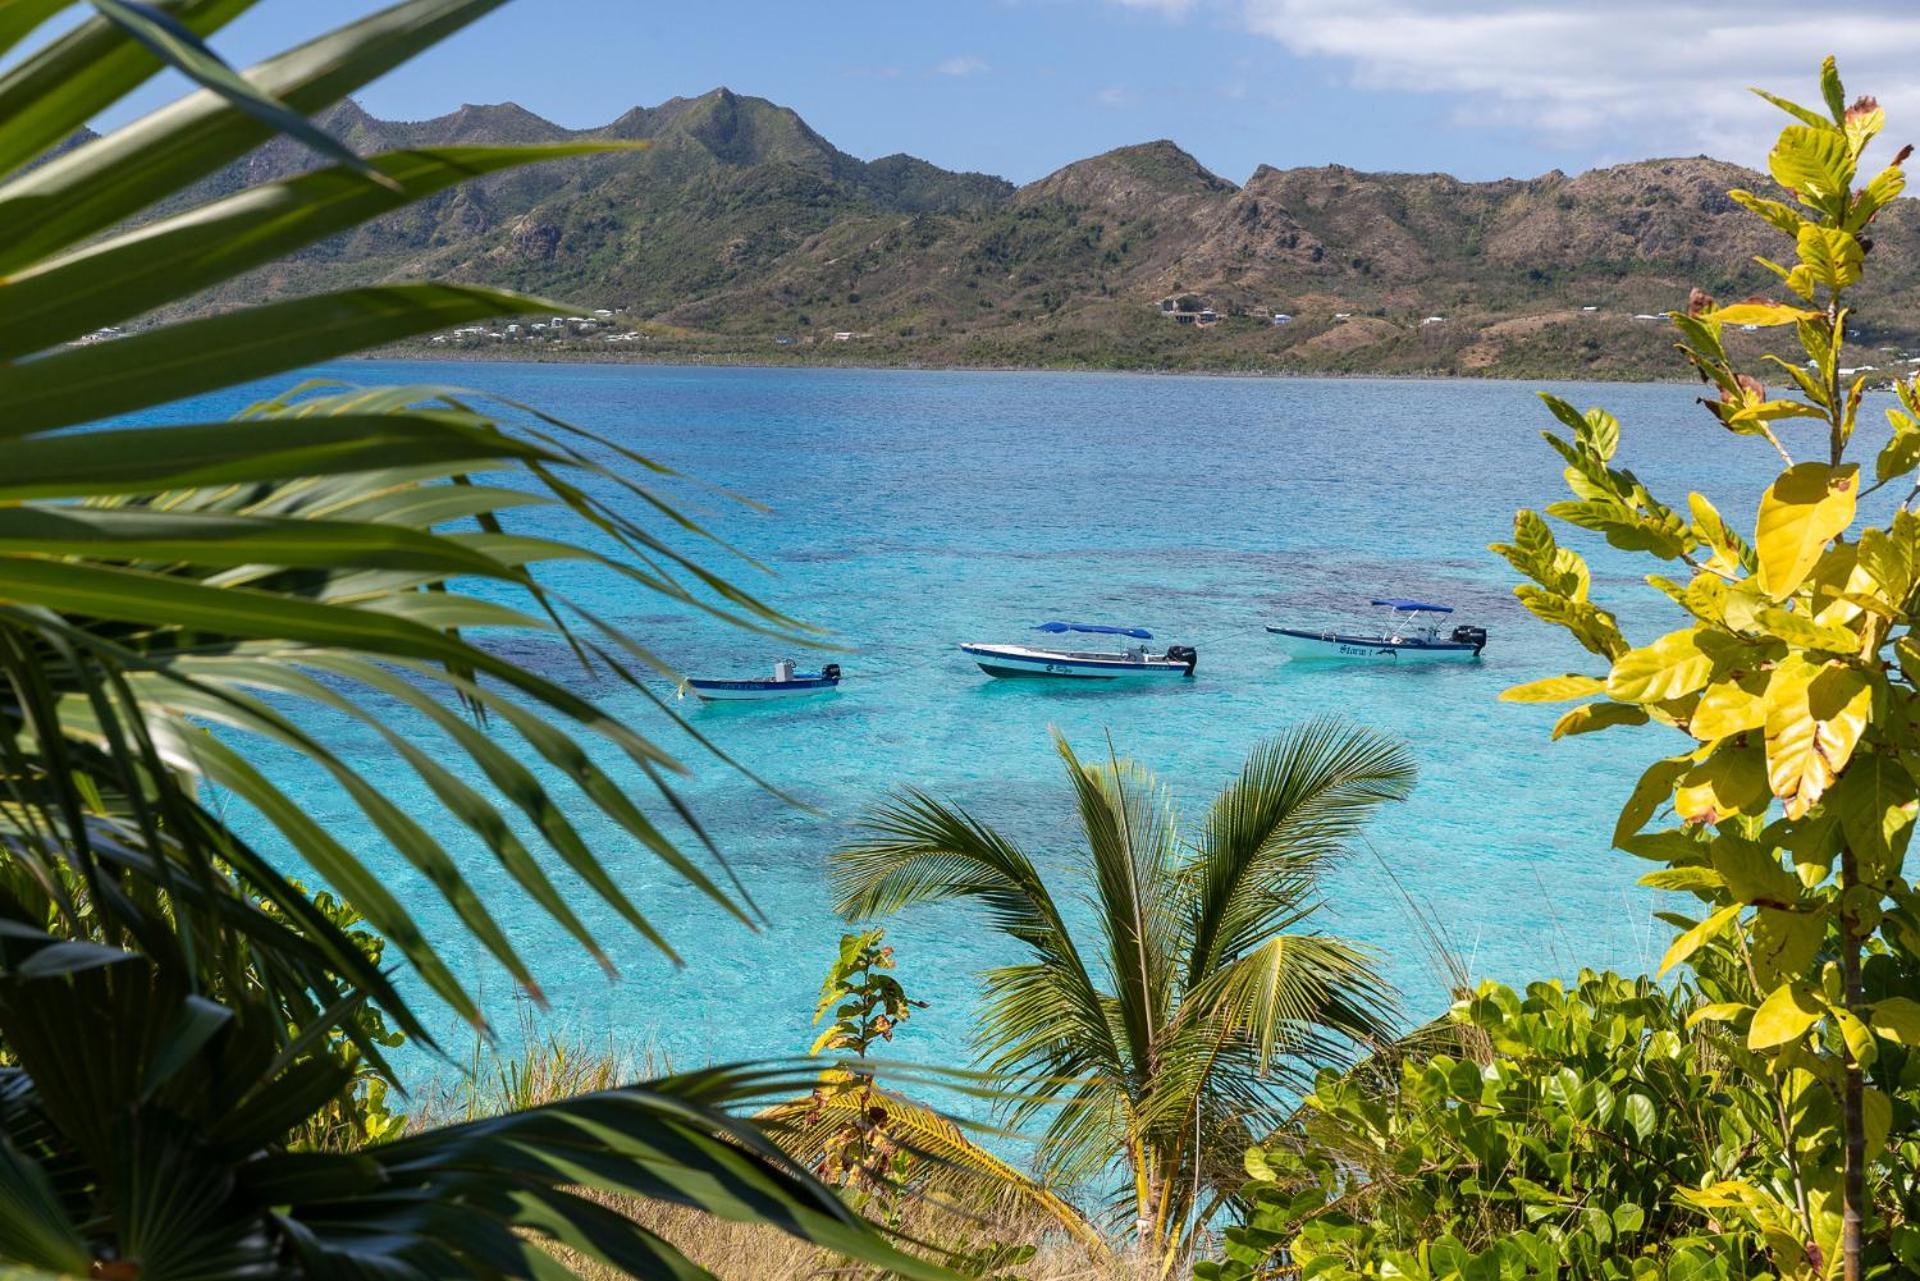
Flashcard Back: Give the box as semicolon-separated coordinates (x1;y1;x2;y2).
1201;972;1774;1281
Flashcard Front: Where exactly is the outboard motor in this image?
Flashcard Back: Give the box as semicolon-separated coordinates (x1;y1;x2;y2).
821;663;843;682
1450;625;1488;655
1165;645;1198;676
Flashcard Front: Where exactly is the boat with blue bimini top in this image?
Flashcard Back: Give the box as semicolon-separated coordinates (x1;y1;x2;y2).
684;659;842;702
1267;599;1487;662
961;622;1198;680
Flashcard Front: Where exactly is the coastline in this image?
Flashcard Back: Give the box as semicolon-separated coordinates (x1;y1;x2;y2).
357;344;1702;387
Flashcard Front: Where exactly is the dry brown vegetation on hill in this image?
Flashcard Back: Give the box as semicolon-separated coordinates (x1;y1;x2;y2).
115;86;1920;379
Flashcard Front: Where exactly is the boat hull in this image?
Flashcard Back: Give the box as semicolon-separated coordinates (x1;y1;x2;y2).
961;643;1195;680
1266;626;1482;662
687;676;840;702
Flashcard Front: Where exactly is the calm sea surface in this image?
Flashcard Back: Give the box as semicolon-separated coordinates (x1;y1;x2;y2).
140;360;1856;1083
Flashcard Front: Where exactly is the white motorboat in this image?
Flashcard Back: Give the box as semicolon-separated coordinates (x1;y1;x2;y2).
684;660;842;702
961;622;1197;680
1267;599;1486;662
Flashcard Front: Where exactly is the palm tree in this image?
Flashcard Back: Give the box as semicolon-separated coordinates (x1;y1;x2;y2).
0;3;955;1276
832;720;1416;1272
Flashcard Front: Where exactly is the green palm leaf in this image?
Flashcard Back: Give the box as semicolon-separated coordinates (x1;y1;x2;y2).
0;3;948;1276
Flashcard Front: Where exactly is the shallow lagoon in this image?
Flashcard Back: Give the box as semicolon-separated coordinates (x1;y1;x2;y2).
161;361;1846;1080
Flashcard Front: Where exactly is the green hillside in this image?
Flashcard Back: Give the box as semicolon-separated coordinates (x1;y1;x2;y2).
157;88;1920;380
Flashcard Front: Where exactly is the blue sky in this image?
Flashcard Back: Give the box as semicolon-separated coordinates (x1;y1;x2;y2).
75;1;1920;186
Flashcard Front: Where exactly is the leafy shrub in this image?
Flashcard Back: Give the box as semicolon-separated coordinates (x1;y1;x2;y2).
1201;972;1770;1280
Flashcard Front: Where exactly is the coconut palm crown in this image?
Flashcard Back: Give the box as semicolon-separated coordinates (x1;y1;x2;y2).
831;719;1414;1271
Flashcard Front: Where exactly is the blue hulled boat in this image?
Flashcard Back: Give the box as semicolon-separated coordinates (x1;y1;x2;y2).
1267;599;1487;662
962;622;1197;680
685;660;842;702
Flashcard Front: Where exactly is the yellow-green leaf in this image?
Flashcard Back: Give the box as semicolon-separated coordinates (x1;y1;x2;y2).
1675;745;1771;824
1709;835;1799;906
1796;223;1864;293
1764;655;1872;818
1500;674;1607;703
1870;996;1920;1046
1755;462;1859;600
1687;1001;1750;1028
1754;606;1860;654
1606;627;1725;704
1658;902;1742;977
1749;982;1825;1049
1708;301;1818;327
1552;701;1650;740
1769;126;1855;218
1828;755;1917;885
1690;672;1769;742
1750;907;1824;986
1615;757;1690;847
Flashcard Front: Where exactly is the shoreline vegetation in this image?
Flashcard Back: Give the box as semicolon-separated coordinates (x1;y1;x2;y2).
9;5;1920;1278
360;340;1713;385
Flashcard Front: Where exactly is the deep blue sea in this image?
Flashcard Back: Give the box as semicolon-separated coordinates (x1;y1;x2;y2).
148;361;1843;1085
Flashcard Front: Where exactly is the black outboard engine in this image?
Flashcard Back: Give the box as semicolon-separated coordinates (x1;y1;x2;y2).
1164;645;1198;676
1450;625;1488;655
822;663;843;682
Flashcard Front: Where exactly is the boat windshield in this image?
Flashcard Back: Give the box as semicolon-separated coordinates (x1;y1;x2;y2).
1376;601;1451;641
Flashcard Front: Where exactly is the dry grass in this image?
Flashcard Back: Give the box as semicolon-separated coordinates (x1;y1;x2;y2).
411;1027;1152;1280
552;1196;1141;1281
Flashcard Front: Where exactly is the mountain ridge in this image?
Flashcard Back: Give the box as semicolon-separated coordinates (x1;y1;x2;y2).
153;88;1920;379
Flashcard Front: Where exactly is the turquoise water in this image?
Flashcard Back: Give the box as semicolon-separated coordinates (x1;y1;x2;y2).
153;362;1827;1082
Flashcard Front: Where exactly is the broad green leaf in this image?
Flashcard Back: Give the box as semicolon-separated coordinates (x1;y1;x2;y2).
1834;1004;1877;1070
1753;607;1859;654
1709;835;1799;906
1769;125;1855;218
1754;462;1858;599
1870;996;1920;1045
0;285;557;437
1728;188;1808;236
1606;627;1727;704
1752;87;1838;133
1819;55;1847;122
1749;982;1825;1049
1552;701;1649;740
1750;906;1823;986
1499;674;1606;703
1687;1002;1750;1027
1689;491;1752;574
1675;746;1770;824
1764;655;1871;818
1796;223;1864;294
1876;424;1920;487
1615;757;1689;847
1828;755;1916;884
1708;301;1817;327
1658;902;1741;977
1691;672;1768;742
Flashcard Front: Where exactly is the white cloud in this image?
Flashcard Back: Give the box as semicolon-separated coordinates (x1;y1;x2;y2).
935;54;991;77
1095;85;1137;109
1108;0;1204;15
1108;0;1920;165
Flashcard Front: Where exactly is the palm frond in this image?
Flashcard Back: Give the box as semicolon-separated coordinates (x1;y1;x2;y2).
1184;718;1416;985
758;1086;1107;1253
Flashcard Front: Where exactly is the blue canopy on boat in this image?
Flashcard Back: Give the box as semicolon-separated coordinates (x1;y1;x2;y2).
1034;621;1154;639
1371;599;1453;614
